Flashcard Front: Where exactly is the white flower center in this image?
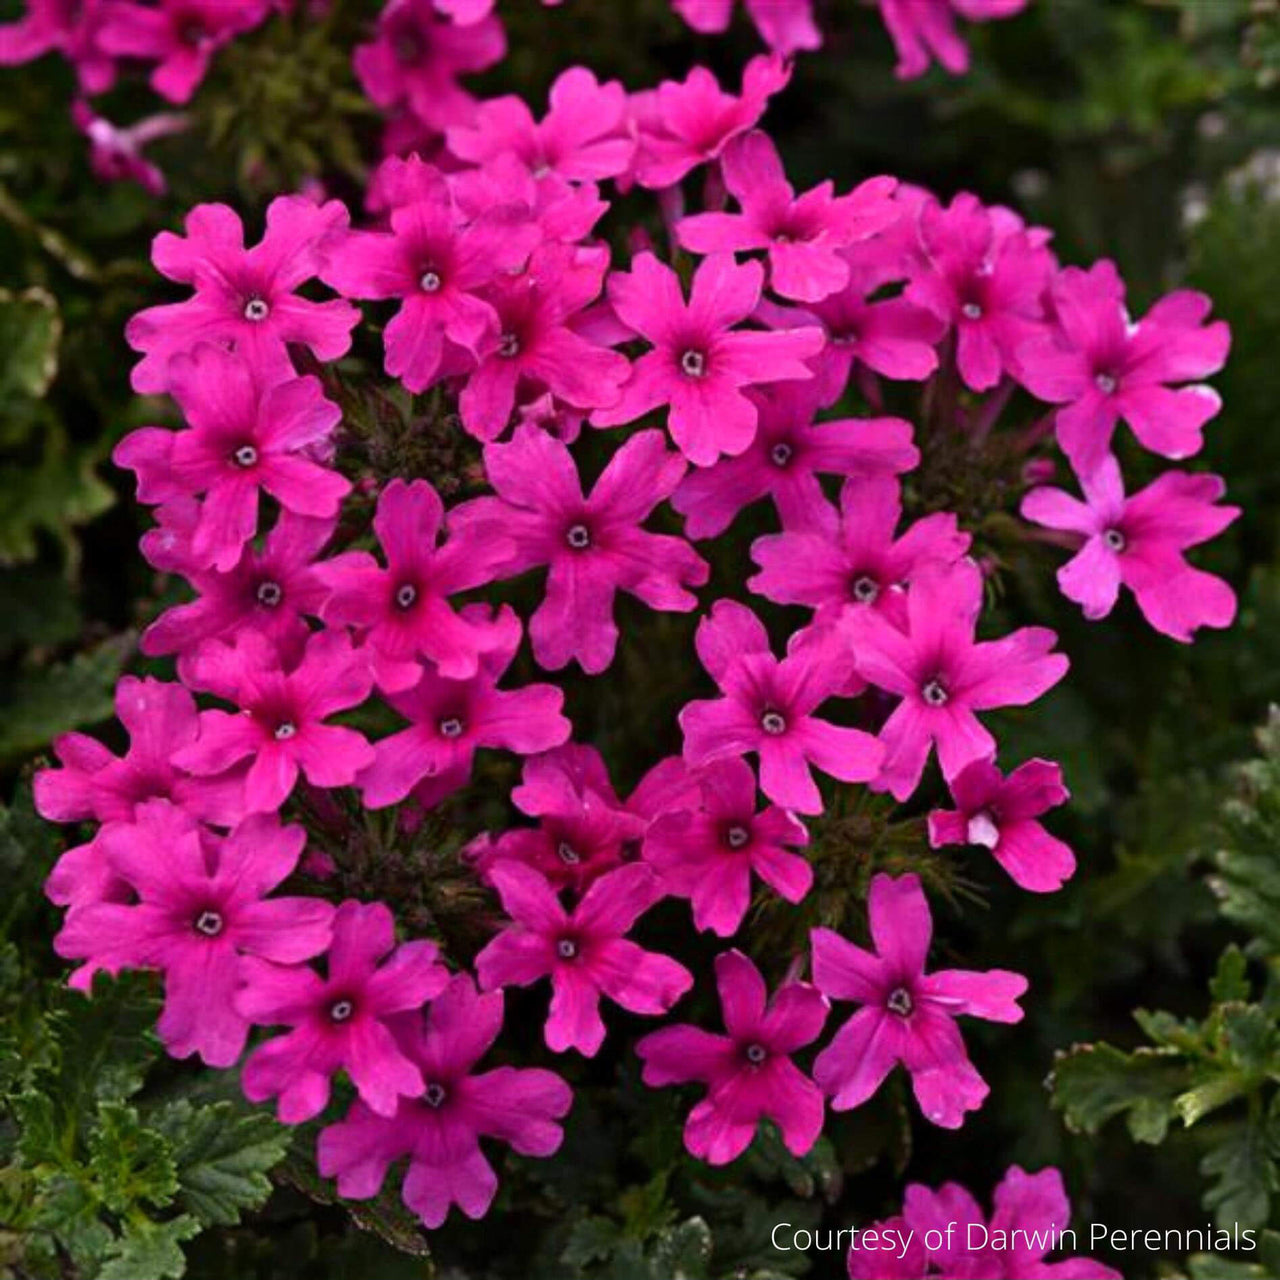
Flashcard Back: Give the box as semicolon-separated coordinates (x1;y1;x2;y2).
498;332;520;358
329;998;355;1023
680;349;706;378
1103;528;1127;552
557;841;580;865
273;721;297;741
566;523;591;550
1095;372;1118;395
769;442;793;467
423;1082;447;1107
852;575;880;604
744;1042;767;1065
961;302;983;321
967;810;1000;849
556;938;578;960
887;986;913;1016
243;297;270;322
420;270;442;293
921;679;948;707
438;717;464;739
194;909;224;937
232;444;258;468
395;582;418;609
725;824;750;850
760;710;787;736
255;580;283;607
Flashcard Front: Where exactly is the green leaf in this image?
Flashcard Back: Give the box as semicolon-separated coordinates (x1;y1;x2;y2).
562;1216;621;1269
0;634;131;763
1212;946;1252;1003
97;1213;201;1280
87;1102;177;1214
1049;1042;1186;1143
649;1216;713;1280
1200;1119;1279;1229
153;1099;289;1227
33;1174;114;1270
0;286;60;399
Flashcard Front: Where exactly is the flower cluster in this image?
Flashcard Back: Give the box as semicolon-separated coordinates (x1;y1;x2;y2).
34;37;1234;1239
846;1164;1122;1278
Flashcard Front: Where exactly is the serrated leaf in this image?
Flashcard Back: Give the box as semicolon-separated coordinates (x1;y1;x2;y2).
1200;1119;1279;1229
562;1215;620;1269
1212;946;1252;1003
153;1099;289;1227
97;1213;201;1280
33;1174;114;1270
0;634;130;763
87;1102;177;1214
0;286;60;399
1050;1042;1186;1143
650;1216;712;1279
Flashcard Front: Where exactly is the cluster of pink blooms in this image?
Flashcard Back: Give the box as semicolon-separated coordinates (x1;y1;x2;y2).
1;0;1030;197
847;1164;1121;1278
29;22;1234;1247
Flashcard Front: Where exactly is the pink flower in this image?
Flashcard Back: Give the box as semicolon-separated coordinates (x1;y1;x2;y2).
174;629;375;813
453;425;708;673
357;604;571;808
757;238;947;404
843;559;1068;800
1017;261;1230;475
475;862;692;1056
353;0;505;133
593;253;824;465
318;478;515;691
35;675;243;830
671;383;918;539
318;974;572;1228
1021;454;1239;643
99;0;270;104
679;601;884;814
239;900;449;1122
748;476;969;628
631;54;791;190
471;744;649;893
928;757;1076;892
72;100;188;195
140;509;333;664
677;130;898;303
319;163;539;393
0;0;115;94
672;0;821;56
55;802;334;1065
636;949;827;1164
446;66;634;183
643;758;811;936
811;872;1026;1128
877;0;1028;80
848;1165;1121;1279
906;192;1054;392
125;196;359;394
115;345;348;571
458;244;629;440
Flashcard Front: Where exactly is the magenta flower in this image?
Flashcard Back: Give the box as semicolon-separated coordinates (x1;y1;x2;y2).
140;509;333;664
472;744;649;893
318;974;572;1228
358;603;571;808
1017;261;1231;475
353;0;506;133
458;244;630;440
35;675;243;830
677;130;898;303
811;872;1027;1128
928;757;1076;893
319;164;539;393
453;425;708;673
758;237;947;404
906;192;1053;392
0;0;115;93
671;383;918;539
1021;454;1239;643
593;253;824;465
125;196;359;394
446;66;634;183
318;478;516;691
848;1165;1121;1279
98;0;270;104
636;949;827;1164
671;0;820;56
877;0;1028;80
843;559;1068;800
475;862;692;1056
643;758;811;937
72;100;188;196
55;802;334;1065
748;475;970;628
631;54;791;190
239;900;449;1122
174;629;375;813
679;601;884;814
115;345;348;571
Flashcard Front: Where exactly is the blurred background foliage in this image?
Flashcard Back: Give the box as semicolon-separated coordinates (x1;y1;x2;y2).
3;0;1280;1276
